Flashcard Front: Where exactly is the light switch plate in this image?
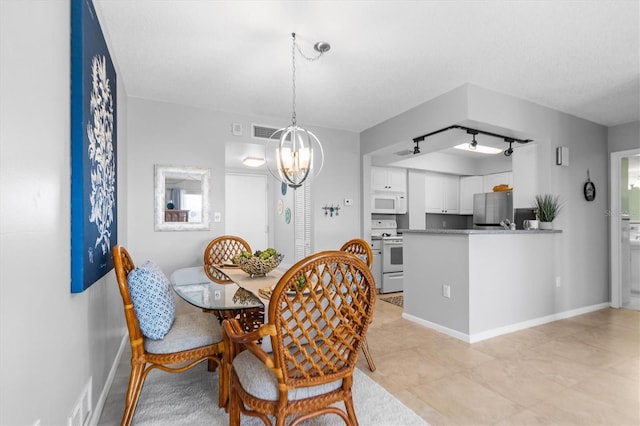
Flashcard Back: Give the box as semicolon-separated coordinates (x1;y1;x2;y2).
214;212;221;222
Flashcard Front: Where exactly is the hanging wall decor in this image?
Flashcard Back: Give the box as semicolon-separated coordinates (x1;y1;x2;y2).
70;0;118;292
584;170;596;201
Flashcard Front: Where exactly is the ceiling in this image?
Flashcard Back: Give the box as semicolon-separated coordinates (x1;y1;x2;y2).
94;0;639;136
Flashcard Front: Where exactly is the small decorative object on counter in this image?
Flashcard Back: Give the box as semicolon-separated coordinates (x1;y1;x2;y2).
166;200;174;210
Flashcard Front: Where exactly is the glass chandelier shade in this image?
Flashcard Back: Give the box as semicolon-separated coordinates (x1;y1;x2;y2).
267;125;324;189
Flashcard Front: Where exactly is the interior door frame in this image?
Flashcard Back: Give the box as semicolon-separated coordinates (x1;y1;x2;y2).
610;148;639;308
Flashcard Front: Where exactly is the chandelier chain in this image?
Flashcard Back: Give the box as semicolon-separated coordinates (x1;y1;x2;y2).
291;33;327;126
291;34;297;126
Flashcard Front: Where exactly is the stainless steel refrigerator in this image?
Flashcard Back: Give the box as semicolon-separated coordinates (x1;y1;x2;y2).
473;191;513;228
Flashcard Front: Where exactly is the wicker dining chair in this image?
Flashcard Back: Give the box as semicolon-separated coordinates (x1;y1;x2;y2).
222;250;377;426
203;235;252;284
340;238;376;372
112;245;225;426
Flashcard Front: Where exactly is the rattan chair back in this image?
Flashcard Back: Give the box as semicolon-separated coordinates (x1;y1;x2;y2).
223;250;377;425
113;245;144;350
269;250;376;390
203;235;251;283
339;238;373;268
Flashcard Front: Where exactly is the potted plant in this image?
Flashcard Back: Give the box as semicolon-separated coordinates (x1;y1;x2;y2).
534;194;562;229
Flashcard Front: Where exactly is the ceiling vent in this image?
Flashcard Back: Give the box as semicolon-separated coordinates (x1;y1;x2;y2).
251;124;290;141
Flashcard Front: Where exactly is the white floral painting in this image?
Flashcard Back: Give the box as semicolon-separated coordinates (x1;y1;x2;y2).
71;0;117;293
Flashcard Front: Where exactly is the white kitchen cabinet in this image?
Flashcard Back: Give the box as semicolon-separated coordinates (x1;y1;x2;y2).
371;166;407;192
459;175;484;215
424;172;459;214
483;172;513;193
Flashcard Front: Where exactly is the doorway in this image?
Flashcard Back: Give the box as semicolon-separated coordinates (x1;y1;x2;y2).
610;148;640;310
225;173;268;251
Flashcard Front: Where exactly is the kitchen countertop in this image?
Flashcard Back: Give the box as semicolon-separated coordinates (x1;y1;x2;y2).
401;228;562;235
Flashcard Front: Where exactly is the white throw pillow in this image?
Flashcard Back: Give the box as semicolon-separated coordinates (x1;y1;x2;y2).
127;262;176;340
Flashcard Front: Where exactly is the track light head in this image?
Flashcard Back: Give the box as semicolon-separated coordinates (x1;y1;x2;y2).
467;129;479;150
504;139;514;156
413;140;421;154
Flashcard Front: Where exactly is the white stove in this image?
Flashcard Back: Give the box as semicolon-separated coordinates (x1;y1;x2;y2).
371;220;403;294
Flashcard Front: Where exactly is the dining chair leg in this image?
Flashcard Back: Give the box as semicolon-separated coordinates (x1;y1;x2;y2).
122;363;145;426
361;338;376;372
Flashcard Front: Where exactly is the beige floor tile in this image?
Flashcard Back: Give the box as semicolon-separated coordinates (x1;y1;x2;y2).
510;346;598;388
463;357;567;407
373;347;455;384
495;408;560;425
606;355;640;380
408;373;524;425
530;335;624;369
570;324;640;358
529;386;639;425
570;370;640;423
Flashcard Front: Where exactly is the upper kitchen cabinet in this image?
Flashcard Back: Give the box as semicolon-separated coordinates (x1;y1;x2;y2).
372;166;407;192
483;171;513;193
425;172;459;214
459;175;484;215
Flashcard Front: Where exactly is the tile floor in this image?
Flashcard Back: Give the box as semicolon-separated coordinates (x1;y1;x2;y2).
101;295;640;425
358;295;640;425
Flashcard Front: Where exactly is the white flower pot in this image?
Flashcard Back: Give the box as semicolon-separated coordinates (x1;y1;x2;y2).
539;221;553;230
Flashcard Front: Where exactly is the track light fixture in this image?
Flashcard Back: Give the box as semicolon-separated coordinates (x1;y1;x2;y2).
504;139;514;157
413;140;421;154
467;129;479;150
412;125;532;157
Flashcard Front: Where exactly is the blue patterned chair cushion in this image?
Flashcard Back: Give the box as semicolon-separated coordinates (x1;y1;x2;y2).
127;262;176;340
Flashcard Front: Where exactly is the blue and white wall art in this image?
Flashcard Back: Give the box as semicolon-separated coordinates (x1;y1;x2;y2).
70;0;118;293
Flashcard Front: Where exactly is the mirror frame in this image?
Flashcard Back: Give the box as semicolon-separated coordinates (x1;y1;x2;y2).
154;164;211;231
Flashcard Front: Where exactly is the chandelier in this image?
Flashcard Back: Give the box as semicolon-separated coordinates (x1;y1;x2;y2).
266;33;330;189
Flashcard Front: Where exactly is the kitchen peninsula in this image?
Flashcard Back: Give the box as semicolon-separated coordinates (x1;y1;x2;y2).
402;228;562;343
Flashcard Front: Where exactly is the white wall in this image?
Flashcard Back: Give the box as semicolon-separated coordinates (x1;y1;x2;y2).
0;1;127;424
126;98;361;275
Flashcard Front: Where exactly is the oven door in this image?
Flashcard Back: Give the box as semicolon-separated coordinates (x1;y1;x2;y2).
382;239;403;273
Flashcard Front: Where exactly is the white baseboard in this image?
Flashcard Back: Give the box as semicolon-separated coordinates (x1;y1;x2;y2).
89;329;128;426
402;302;610;343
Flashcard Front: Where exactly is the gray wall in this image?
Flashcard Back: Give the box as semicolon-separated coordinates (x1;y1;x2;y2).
607;121;640;154
362;83;610;313
1;1;127;424
126;98;361;275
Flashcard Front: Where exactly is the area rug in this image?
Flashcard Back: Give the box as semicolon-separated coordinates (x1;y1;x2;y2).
130;363;427;425
381;295;403;307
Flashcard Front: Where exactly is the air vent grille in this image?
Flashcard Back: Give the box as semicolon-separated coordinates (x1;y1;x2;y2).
252;124;289;141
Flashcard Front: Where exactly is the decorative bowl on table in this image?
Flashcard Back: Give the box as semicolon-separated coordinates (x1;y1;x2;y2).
232;249;284;277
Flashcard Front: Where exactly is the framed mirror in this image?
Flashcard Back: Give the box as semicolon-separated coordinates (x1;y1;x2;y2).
154;165;211;231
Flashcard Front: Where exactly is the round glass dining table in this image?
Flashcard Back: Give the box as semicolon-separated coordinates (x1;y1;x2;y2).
170;265;283;334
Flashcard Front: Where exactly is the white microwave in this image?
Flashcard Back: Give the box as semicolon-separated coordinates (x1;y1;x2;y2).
371;193;407;214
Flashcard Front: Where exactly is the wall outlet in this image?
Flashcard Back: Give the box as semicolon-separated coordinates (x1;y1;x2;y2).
214;212;221;222
555;276;561;288
442;284;451;298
